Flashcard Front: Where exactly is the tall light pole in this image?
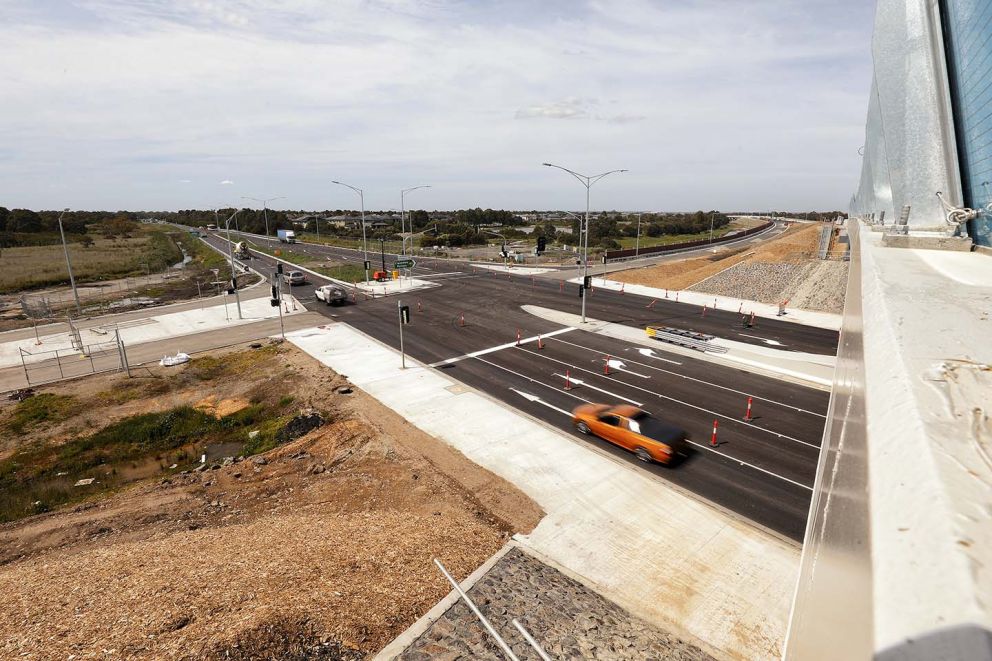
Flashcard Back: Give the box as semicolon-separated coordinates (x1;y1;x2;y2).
543;163;627;323
219;208;243;320
57;208;81;316
400;185;430;255
709;212;715;244
635;213;642;257
331;180;369;283
242;196;284;237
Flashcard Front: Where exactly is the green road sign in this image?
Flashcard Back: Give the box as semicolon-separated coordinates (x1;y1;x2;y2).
394;259;415;269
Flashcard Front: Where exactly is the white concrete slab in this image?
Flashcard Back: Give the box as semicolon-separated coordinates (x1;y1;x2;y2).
287;323;801;660
522;305;835;390
470;262;556;275
2;295;302;368
572;277;843;331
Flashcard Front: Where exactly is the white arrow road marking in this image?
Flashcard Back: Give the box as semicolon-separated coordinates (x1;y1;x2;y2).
511;389;573;416
552;374;642;406
635;348;682;364
738;333;785;346
604;359;649;378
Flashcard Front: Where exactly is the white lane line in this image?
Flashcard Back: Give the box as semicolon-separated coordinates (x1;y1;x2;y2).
473;356;593;404
415;272;465;279
551;373;642;406
685;440;813;491
738;333;785;347
633;347;683;365
511;389;573;416
428;327;577;367
553;337;825;418
516;347;820;450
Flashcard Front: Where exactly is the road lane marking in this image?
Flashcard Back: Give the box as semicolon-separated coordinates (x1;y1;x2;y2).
738;333;785;346
685;440;813;491
553;337;825;418
551;373;642;406
635;348;683;365
428;327;577;367
516;347;820;450
472;356;593;405
511;389;572;416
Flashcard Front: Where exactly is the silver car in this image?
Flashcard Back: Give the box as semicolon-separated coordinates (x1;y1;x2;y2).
283;270;306;286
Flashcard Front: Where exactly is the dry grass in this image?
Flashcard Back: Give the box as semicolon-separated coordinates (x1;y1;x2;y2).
613;223;825;291
0;231;182;294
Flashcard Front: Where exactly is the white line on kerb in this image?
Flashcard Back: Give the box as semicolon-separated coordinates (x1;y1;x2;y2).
428;327;577;367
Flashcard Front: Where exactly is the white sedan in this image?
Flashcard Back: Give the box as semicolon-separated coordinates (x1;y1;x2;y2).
315;284;347;305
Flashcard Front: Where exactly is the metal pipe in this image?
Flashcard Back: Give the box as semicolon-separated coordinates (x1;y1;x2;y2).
511;619;552;661
433;558;520;661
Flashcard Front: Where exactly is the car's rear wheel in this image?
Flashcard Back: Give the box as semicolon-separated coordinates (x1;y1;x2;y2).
634;447;653;463
576;421;591;435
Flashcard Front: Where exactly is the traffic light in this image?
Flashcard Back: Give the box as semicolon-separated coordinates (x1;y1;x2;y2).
500;243;508;258
583;275;592;290
399;305;411;324
537;236;546;254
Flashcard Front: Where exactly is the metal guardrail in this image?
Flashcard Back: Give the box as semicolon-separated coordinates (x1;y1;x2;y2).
645;326;729;353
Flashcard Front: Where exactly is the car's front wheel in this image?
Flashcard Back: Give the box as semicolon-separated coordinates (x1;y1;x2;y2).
576;421;590;435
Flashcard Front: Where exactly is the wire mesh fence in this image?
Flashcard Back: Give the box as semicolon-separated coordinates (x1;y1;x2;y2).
18;331;127;387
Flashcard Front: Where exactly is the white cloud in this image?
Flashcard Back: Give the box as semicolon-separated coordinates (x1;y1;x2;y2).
220;180;234;185
0;0;875;211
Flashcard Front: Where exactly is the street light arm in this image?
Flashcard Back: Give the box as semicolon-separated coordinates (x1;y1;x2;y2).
401;185;431;195
543;162;589;186
331;180;362;195
588;169;628;186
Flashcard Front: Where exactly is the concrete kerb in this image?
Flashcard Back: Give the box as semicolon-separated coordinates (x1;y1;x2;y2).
521;305;834;391
373;542;518;660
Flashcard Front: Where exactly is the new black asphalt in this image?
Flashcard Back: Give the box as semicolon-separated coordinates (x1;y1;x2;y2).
201;231;836;542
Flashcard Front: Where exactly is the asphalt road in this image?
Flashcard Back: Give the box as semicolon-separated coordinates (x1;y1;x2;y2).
200;230;835;542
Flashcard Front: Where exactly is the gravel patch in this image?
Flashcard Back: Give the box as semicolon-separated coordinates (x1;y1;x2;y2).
398;547;714;660
688;259;848;313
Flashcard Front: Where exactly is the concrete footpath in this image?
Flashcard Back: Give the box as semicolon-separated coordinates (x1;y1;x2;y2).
0;294;303;369
287;323;801;661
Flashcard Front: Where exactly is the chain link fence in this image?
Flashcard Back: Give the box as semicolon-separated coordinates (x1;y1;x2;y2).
17;330;129;387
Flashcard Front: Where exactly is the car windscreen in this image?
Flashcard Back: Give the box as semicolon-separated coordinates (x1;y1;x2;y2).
629;414;684;444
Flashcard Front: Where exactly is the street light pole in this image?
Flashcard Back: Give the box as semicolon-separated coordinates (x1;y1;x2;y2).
709;212;715;244
332;181;369;283
542;163;627;323
635;213;642;257
242;196;285;237
400;185;431;256
57;208;81;316
222;208;243;320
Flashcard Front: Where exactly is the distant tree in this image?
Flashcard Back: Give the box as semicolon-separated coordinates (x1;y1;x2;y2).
8;209;42;232
0;207;8;232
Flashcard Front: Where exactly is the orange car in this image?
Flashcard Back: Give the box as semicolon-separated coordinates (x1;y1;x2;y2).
572;404;687;465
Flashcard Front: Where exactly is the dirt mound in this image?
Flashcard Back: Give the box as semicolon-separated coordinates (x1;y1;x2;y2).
0;344;543;659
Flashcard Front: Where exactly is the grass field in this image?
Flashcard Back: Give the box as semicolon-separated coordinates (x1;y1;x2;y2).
0;229;183;294
616;225;738;250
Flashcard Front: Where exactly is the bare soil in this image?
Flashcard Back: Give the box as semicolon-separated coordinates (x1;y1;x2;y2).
0;343;543;659
612;223;849;313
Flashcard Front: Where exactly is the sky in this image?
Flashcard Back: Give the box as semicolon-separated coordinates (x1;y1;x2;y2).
0;0;877;212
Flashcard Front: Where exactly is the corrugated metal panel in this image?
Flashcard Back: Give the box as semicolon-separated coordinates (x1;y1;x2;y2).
942;0;992;246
